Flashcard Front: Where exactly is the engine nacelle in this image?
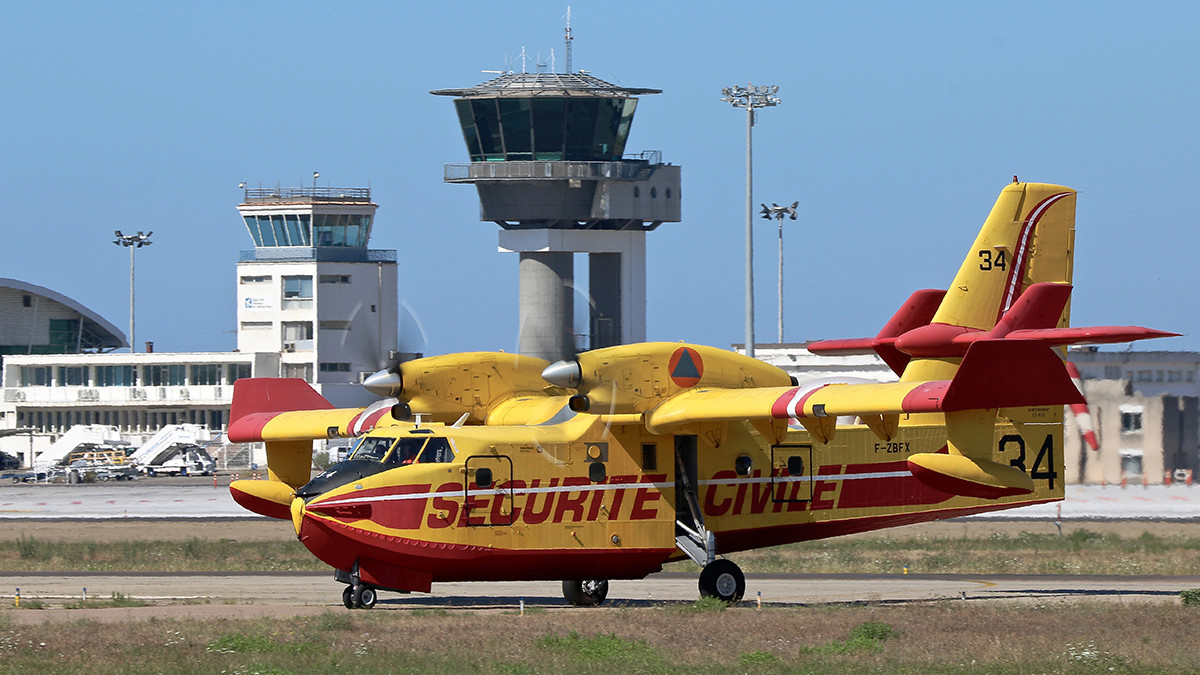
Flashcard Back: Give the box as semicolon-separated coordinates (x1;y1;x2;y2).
543;342;793;415
364;352;552;425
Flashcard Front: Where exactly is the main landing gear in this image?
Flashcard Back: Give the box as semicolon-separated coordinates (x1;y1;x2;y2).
562;579;609;606
698;559;745;603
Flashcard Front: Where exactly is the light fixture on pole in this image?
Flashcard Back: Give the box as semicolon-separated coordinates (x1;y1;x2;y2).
761;201;798;343
112;231;153;352
722;84;781;358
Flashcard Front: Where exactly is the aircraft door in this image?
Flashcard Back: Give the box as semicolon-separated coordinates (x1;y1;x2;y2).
771;444;813;503
674;435;703;536
464;455;515;526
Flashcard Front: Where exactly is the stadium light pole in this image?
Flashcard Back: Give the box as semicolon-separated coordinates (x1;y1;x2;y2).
761;202;798;343
112;231;153;352
722;84;780;358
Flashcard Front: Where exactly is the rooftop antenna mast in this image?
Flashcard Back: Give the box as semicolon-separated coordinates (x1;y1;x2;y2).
564;6;573;73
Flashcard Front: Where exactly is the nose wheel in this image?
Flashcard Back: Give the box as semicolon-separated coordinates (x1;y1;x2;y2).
562;579;609;606
342;583;377;609
698;559;745;603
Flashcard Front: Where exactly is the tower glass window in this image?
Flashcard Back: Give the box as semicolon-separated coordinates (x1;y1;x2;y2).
455;97;638;163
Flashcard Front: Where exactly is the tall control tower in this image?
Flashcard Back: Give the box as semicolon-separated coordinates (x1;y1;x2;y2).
433;71;681;361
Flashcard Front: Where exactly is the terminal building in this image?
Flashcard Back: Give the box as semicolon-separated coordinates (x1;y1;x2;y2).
0;186;403;466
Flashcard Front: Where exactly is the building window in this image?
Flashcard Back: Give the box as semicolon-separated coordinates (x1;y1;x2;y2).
282;276;313;309
319;275;351;284
1136;370;1153;382
240;275;270;284
319;362;351;372
319;320;350;330
143;364;186;386
1189;371;1196;383
228;363;252;383
1169;371;1183;383
190;364;222;385
282;322;313;351
57;366;86;386
1120;410;1143;433
96;365;137;386
1104;365;1121;379
1120;450;1144;477
282;363;313;382
240;321;271;331
20;366;51;386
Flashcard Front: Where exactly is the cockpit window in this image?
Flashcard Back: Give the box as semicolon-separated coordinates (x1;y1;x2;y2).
384;438;427;466
418;437;454;464
350;436;396;462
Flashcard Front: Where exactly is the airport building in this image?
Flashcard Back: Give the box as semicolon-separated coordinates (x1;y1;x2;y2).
1063;349;1200;485
0;186;403;467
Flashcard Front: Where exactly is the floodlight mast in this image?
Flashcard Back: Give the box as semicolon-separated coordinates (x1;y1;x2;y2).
112;230;153;353
721;85;781;358
761;201;798;342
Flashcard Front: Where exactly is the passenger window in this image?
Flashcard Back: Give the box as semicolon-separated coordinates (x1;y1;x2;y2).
418;438;454;464
350;437;395;462
385;438;427;466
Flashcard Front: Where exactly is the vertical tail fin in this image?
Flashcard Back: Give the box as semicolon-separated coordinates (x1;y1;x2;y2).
932;182;1076;332
809;182;1077;380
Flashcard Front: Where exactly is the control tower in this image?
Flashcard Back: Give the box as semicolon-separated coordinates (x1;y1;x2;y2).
235;186;398;407
433;72;681;361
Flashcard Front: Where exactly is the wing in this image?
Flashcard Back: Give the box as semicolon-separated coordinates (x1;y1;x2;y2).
644;341;1085;436
227;378;399;443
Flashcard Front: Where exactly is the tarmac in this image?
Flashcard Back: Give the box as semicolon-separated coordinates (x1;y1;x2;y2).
3;479;1200;520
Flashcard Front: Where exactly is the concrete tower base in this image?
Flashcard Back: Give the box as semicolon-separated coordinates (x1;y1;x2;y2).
518;251;574;361
503;230;646;359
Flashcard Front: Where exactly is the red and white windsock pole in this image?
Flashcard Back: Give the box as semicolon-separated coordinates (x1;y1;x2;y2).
1065;361;1099;451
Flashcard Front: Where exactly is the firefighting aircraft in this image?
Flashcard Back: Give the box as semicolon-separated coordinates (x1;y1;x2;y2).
228;181;1175;609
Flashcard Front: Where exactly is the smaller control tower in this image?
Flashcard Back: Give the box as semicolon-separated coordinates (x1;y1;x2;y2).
235;186;398;406
433;67;681;361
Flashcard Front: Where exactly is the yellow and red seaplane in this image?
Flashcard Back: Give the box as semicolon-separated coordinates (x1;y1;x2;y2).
227;182;1174;609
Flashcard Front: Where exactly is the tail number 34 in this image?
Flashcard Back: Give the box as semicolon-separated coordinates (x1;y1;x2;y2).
1000;434;1058;489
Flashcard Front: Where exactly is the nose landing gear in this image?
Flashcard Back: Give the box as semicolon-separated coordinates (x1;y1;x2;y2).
342;583;377;609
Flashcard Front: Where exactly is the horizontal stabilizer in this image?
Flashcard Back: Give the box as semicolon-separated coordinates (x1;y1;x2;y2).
942;340;1083;410
808;289;945;375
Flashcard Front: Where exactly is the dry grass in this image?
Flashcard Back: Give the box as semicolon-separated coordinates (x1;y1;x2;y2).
1;602;1198;673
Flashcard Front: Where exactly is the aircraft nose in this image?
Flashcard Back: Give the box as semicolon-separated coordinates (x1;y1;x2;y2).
363;368;402;397
542;359;582;388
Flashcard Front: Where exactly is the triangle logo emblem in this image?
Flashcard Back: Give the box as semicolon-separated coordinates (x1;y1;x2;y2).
669;347;703;387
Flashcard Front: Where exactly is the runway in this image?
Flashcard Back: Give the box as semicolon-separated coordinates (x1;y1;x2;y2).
4;571;1194;623
6;480;1200;520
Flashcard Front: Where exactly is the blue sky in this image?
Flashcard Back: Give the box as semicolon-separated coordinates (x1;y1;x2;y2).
2;1;1196;356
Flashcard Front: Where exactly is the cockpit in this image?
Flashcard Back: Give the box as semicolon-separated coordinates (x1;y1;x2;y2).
348;435;454;465
294;433;455;501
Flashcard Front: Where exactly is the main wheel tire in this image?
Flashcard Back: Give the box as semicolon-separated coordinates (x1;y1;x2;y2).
562;579;609;606
352;584;377;609
342;586;355;609
698;559;745;603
